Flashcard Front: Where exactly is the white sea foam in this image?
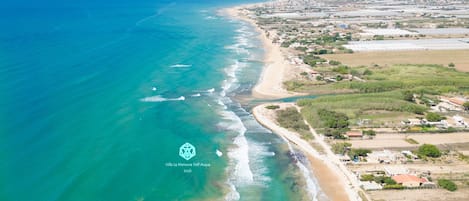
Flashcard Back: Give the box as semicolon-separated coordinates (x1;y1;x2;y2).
191;93;201;97
216;149;223;157
205;16;217;20
139;95;185;102
207;88;215;93
152;87;157;91
170;64;192;68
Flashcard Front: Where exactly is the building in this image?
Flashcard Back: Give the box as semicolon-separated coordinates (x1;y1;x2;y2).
361;181;382;190
384;166;409;176
346;130;363;139
392;174;426;187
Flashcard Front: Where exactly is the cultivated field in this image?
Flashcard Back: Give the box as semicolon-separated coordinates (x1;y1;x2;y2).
348;133;469;149
322;50;469;72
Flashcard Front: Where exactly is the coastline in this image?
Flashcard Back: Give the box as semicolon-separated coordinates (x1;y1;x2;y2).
223;6;304;99
222;4;361;201
253;103;359;201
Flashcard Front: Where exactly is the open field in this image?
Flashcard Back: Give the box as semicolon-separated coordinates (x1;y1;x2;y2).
348;133;469;149
368;188;469;201
322;50;469;72
343;38;469;51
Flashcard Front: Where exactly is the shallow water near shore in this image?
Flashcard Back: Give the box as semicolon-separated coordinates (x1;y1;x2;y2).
0;0;324;200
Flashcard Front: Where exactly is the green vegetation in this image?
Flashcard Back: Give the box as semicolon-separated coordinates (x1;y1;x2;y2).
417;144;441;158
383;184;404;189
438;179;457;191
332;65;350;74
362;130;376;137
448;62;455;68
426;112;445;122
329;60;341;66
302;54;326;67
276;107;312;140
299;91;427;121
361;174;398;187
332;142;351;154
316;109;349;138
265;105;280;110
360;174;374;181
402;90;414;102
405;138;419;144
349;148;371;158
464;102;469;111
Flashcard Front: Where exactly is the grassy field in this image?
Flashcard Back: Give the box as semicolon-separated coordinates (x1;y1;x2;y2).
296;64;469;129
298;91;426;128
321;50;469;72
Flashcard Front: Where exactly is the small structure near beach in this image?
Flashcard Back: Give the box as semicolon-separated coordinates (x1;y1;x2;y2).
392;174;427;188
346;130;363;139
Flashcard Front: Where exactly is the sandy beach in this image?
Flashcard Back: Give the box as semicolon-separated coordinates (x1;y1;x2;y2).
223;6;303;99
222;5;362;201
252;103;361;201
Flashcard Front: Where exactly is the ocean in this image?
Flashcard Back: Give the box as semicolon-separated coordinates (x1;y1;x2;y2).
0;0;324;200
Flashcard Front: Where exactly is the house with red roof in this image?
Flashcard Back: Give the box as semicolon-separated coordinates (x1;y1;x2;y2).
392;174;426;187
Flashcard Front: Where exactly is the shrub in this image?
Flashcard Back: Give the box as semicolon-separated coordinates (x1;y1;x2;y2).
349;148;371;158
448;62;455;68
426;112;444;122
265;105;280;110
438;179;457;191
332;65;350;74
363;130;376;136
332;142;351;154
360;174;374;181
329;60;341;65
417;144;441;158
276;107;309;131
383;184;404;189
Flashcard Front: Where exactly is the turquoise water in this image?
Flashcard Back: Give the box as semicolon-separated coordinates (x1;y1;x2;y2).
0;0;324;200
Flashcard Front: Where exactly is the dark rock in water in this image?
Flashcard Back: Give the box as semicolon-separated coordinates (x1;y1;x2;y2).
288;150;307;164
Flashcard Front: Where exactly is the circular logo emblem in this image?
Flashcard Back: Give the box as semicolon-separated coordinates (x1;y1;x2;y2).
179;142;196;160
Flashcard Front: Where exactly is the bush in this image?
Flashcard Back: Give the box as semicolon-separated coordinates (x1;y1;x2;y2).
383;184;404;189
349;148;371;158
363;130;376;136
438;179;457;191
332;65;350;74
417;144;441;158
276;107;309;132
448;62;455;68
426;112;444;122
265;105;280;110
329;60;341;65
332;142;351;154
360;174;374;181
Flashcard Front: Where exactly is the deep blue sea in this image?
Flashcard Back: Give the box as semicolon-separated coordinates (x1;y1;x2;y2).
0;0;324;200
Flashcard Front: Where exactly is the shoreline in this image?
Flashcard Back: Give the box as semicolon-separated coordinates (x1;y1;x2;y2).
222;4;361;201
223;6;304;99
253;103;359;201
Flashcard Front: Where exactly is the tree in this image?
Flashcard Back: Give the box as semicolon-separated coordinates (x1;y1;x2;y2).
332;142;351;154
363;130;376;136
402;91;414;102
363;69;373;76
329;60;341;65
426;112;444;122
463;102;469;111
349;148;371;158
448;62;455;68
417;144;441;158
438;179;457;191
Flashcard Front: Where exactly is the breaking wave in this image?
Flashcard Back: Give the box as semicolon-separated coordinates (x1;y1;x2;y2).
140;95;185;102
